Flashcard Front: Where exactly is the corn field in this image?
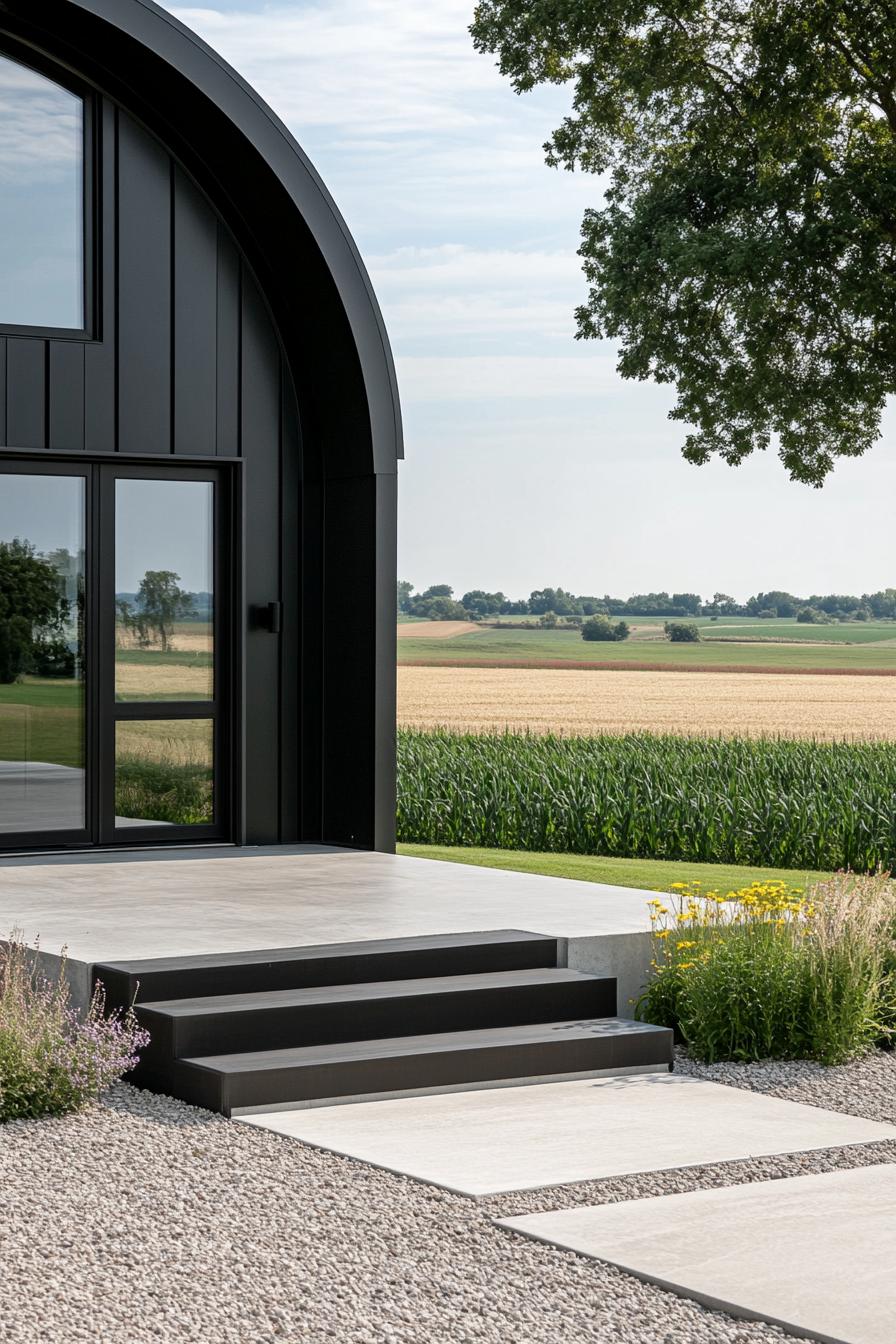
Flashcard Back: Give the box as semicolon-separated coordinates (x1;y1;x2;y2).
397;728;896;872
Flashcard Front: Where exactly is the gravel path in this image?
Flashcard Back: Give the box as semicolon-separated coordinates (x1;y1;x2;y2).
2;1053;894;1344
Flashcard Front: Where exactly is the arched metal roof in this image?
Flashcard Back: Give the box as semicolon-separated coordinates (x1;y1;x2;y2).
0;0;403;472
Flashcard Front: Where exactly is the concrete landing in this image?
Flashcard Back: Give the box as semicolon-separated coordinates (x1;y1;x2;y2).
0;846;657;1011
238;1073;895;1196
501;1164;896;1344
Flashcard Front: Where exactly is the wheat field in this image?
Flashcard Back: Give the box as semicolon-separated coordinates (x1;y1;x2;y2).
397;665;896;741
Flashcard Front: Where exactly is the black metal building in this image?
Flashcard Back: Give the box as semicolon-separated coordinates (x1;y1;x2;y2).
0;0;401;854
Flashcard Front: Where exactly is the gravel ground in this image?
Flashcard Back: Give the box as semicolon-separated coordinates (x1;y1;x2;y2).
2;1053;894;1344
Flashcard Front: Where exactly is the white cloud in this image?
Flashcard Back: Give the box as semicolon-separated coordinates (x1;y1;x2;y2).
368;245;587;351
396;355;620;403
167;2;596;252
0;52;83;177
162;3;896;596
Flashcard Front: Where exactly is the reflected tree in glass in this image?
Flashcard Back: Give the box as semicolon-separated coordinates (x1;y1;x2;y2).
0;539;75;683
0;475;86;835
115;481;214;702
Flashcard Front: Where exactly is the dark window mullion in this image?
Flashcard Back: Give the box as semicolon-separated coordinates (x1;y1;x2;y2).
113;701;217;721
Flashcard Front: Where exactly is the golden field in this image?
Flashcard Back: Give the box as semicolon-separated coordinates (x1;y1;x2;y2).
114;660;212;699
397;665;896;741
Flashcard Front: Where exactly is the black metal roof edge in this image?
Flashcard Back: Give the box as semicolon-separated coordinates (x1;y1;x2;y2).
1;0;404;467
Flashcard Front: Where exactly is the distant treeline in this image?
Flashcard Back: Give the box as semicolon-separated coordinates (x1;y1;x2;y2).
399;582;896;623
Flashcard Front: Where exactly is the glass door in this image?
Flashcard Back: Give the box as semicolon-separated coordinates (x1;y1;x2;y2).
0;463;88;847
99;465;227;844
0;459;229;850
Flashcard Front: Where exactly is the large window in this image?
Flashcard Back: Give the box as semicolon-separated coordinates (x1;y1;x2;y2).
0;52;85;331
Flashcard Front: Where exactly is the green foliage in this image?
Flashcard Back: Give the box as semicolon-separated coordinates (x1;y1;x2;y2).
410;595;470;621
396;728;896;871
118;571;195;653
582;614;630;642
397;580;415;613
0;540;72;685
664;621;701;642
635;875;896;1063
461;589;506;616
471;1;896;484
115;760;213;825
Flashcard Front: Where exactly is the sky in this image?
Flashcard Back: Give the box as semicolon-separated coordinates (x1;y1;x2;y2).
0;55;83;328
154;1;896;602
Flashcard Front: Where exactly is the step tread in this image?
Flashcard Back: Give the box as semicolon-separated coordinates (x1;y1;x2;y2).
96;929;552;978
183;1017;665;1074
140;968;606;1018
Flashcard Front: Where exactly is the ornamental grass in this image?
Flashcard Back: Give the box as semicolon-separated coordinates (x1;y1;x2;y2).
635;873;896;1064
0;932;149;1122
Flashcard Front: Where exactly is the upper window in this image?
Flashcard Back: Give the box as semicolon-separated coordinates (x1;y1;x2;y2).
0;52;85;332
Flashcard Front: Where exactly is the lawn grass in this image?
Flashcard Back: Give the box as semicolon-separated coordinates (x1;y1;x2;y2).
397;624;896;671
396;843;830;894
0;680;83;768
0;679;81;709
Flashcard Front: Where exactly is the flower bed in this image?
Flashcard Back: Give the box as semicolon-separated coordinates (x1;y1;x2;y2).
635;874;896;1064
0;932;149;1122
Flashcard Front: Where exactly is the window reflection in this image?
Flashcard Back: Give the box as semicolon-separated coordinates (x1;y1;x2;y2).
115;720;213;827
0;476;85;832
115;480;214;701
0;54;84;329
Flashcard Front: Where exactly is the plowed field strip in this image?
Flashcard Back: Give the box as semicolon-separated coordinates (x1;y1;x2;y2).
399;657;896;676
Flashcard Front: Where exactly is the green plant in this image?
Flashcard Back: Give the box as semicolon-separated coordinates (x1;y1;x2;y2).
396;729;896;872
582;615;629;642
115;759;213;825
664;621;700;643
635;874;896;1063
0;933;149;1122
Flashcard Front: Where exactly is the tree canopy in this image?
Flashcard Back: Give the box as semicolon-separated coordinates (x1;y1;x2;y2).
0;540;72;684
471;1;896;484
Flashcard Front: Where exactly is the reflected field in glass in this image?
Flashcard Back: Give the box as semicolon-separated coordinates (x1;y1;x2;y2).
115;719;213;826
115;480;214;702
0;475;85;832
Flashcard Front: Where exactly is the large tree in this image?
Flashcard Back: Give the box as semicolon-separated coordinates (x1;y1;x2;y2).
132;571;195;652
0;540;72;684
471;1;896;484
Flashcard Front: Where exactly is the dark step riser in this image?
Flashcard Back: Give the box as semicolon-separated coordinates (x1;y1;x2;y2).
134;978;617;1071
172;1028;674;1116
98;938;559;1013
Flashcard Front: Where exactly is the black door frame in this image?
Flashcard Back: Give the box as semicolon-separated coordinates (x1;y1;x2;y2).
0;455;236;851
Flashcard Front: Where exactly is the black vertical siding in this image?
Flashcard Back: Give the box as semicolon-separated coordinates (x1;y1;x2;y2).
240;272;283;843
280;376;301;840
5;339;45;448
216;228;241;459
116;114;171;455
49;343;85;451
0;339;6;444
173;166;218;457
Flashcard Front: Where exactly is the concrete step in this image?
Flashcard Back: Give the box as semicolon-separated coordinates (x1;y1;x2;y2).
133;967;617;1066
94;929;558;1011
163;1017;675;1115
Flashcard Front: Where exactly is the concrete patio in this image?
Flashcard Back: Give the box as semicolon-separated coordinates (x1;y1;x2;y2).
0;845;657;1011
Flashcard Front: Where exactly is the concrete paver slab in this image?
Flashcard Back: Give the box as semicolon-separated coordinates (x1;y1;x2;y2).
239;1072;895;1195
500;1164;896;1344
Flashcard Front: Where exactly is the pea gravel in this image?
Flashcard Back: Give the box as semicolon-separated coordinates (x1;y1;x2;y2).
2;1052;894;1344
